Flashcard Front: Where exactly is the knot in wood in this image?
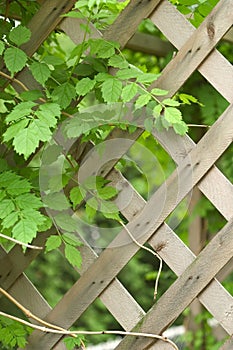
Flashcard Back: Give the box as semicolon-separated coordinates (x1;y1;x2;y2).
207;22;215;40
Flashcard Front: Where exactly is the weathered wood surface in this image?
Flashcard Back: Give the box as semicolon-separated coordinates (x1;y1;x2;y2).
24;101;233;348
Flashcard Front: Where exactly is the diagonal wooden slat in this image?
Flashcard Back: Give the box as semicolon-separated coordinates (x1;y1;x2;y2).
150;0;233;102
24;100;233;348
115;217;233;349
103;0;162;48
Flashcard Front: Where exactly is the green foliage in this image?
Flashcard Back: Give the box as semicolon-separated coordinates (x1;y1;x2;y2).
0;316;32;349
63;335;85;350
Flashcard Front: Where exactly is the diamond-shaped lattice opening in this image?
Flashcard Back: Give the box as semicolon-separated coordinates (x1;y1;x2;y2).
26;249;79;307
179;72;229;142
117;249;177;311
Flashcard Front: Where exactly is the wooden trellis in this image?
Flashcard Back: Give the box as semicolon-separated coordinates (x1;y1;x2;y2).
0;0;233;349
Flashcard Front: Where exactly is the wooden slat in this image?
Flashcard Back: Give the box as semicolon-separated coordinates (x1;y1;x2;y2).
24;101;233;348
219;337;233;350
150;0;233;102
115;217;233;349
103;0;162;48
150;0;233;97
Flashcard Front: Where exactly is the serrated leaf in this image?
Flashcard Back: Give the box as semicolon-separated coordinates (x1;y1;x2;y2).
21;209;46;227
64;336;84;350
30;62;51;86
5;101;36;123
62;233;82;247
12;218;37;245
108;55;128;69
0;40;5;55
97;186;118;200
45;235;62;253
29;120;52;142
36;103;60;127
101;78;122;103
4;47;27;74
12;127;39;159
9;25;31;46
135;94;151;109
51;82;76;108
162;98;180;107
7;178;31;195
100;201;121;221
62;11;86;19
0;199;15;219
136;73;159;84
76;78;96;96
89;39;117;59
121;83;138;102
54;213;78;232
85;197;98;221
65;244;82;268
37;216;52;232
164;107;182;123
15;193;42;210
95;72;112;82
3;119;29;142
70;187;86;208
151;88;168;96
173;121;188;135
43;192;70;210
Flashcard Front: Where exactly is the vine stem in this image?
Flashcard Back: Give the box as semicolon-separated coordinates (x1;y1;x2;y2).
120;221;163;300
0;233;42;250
0;310;179;350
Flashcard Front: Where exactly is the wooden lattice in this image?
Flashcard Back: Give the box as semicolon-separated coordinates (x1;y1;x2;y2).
0;0;233;349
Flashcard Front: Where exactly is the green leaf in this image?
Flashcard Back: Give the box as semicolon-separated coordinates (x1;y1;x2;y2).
83;176;109;190
54;213;78;232
173;121;188;135
85;197;98;221
97;186;118;200
162;98;180;107
136;73;160;84
95;72;112;82
4;47;27;74
62;11;86;19
3;119;29;142
144;118;154;133
63;336;85;350
62;233;82;247
76;77;96;96
45;235;62;253
89;39;117;58
51;82;76;108
15;193;42;210
116;67;141;80
43;55;64;66
151;88;168;96
101;78;122;103
152;104;162;117
37;216;52;232
12;127;39;159
100;201;121;221
36;103;60;127
65;244;82;268
30;62;51;86
164;107;182;123
70;187;86;208
108;55;128;69
135;94;151;109
5;101;36;123
121;83;138;102
29;120;52;142
20;90;44;101
7;178;31;195
0;40;5;55
43;192;70;211
21;209;46;227
9;25;31;46
12;218;37;245
0;199;15;219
